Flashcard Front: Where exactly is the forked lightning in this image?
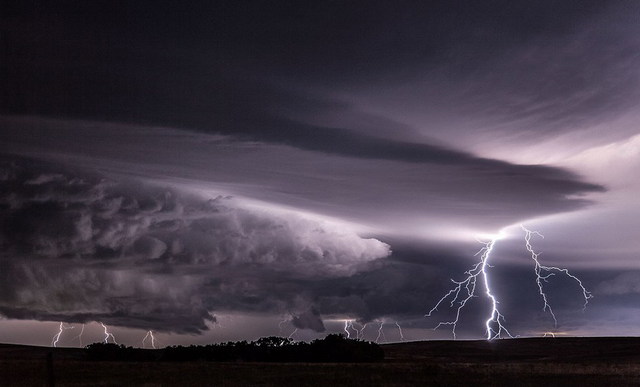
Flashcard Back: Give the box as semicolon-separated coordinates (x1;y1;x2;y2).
427;225;591;339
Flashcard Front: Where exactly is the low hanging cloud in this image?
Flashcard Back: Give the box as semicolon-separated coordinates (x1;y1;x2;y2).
291;307;326;333
0;157;390;332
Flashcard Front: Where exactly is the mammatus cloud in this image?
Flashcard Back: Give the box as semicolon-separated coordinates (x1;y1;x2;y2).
0;157;390;332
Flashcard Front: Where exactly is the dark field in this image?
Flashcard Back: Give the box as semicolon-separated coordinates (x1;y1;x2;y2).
2;337;640;386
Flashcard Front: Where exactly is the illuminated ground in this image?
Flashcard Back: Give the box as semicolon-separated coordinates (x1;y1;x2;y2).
2;337;640;386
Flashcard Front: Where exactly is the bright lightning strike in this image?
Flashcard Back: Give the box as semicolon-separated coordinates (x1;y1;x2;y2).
51;322;75;347
426;236;512;340
521;225;592;325
427;226;592;340
343;320;367;340
142;330;156;349
100;322;117;344
344;320;353;339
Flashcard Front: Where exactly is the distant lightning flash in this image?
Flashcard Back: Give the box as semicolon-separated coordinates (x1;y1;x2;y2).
278;315;298;339
427;226;592;339
73;324;85;347
376;321;387;343
51;322;75;347
372;319;405;343
142;330;156;349
278;317;288;336
357;323;368;340
395;321;405;342
100;322;117;344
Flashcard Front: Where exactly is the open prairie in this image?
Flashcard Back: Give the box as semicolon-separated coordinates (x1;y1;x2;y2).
2;337;640;386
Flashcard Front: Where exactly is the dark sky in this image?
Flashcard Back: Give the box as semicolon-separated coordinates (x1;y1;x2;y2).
1;1;640;346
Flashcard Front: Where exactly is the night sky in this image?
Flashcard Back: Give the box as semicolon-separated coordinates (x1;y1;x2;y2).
1;1;640;347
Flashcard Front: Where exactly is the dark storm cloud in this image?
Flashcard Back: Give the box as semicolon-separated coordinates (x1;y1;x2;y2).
0;157;389;332
2;1;615;80
425;5;640;139
3;0;637;157
0;150;602;336
0;0;634;340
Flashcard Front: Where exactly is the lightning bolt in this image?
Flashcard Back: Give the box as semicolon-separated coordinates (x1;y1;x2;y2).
356;322;368;340
344;320;353;339
426;236;512;340
278;316;289;336
427;226;592;339
100;322;117;344
278;315;298;339
73;324;85;347
343;319;368;340
142;330;156;349
395;321;405;342
543;332;556;338
375;321;387;343
51;322;75;347
287;328;298;339
521;225;592;325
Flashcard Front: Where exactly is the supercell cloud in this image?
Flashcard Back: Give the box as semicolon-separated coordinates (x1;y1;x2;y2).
1;0;640;342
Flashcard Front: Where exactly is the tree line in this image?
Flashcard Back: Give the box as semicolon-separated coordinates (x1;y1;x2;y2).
85;334;384;362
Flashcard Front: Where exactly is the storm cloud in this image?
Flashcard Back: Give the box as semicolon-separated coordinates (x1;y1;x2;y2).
1;1;639;343
1;116;604;240
0;157;389;332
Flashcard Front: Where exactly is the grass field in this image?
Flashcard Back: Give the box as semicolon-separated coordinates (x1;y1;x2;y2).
2;337;640;386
